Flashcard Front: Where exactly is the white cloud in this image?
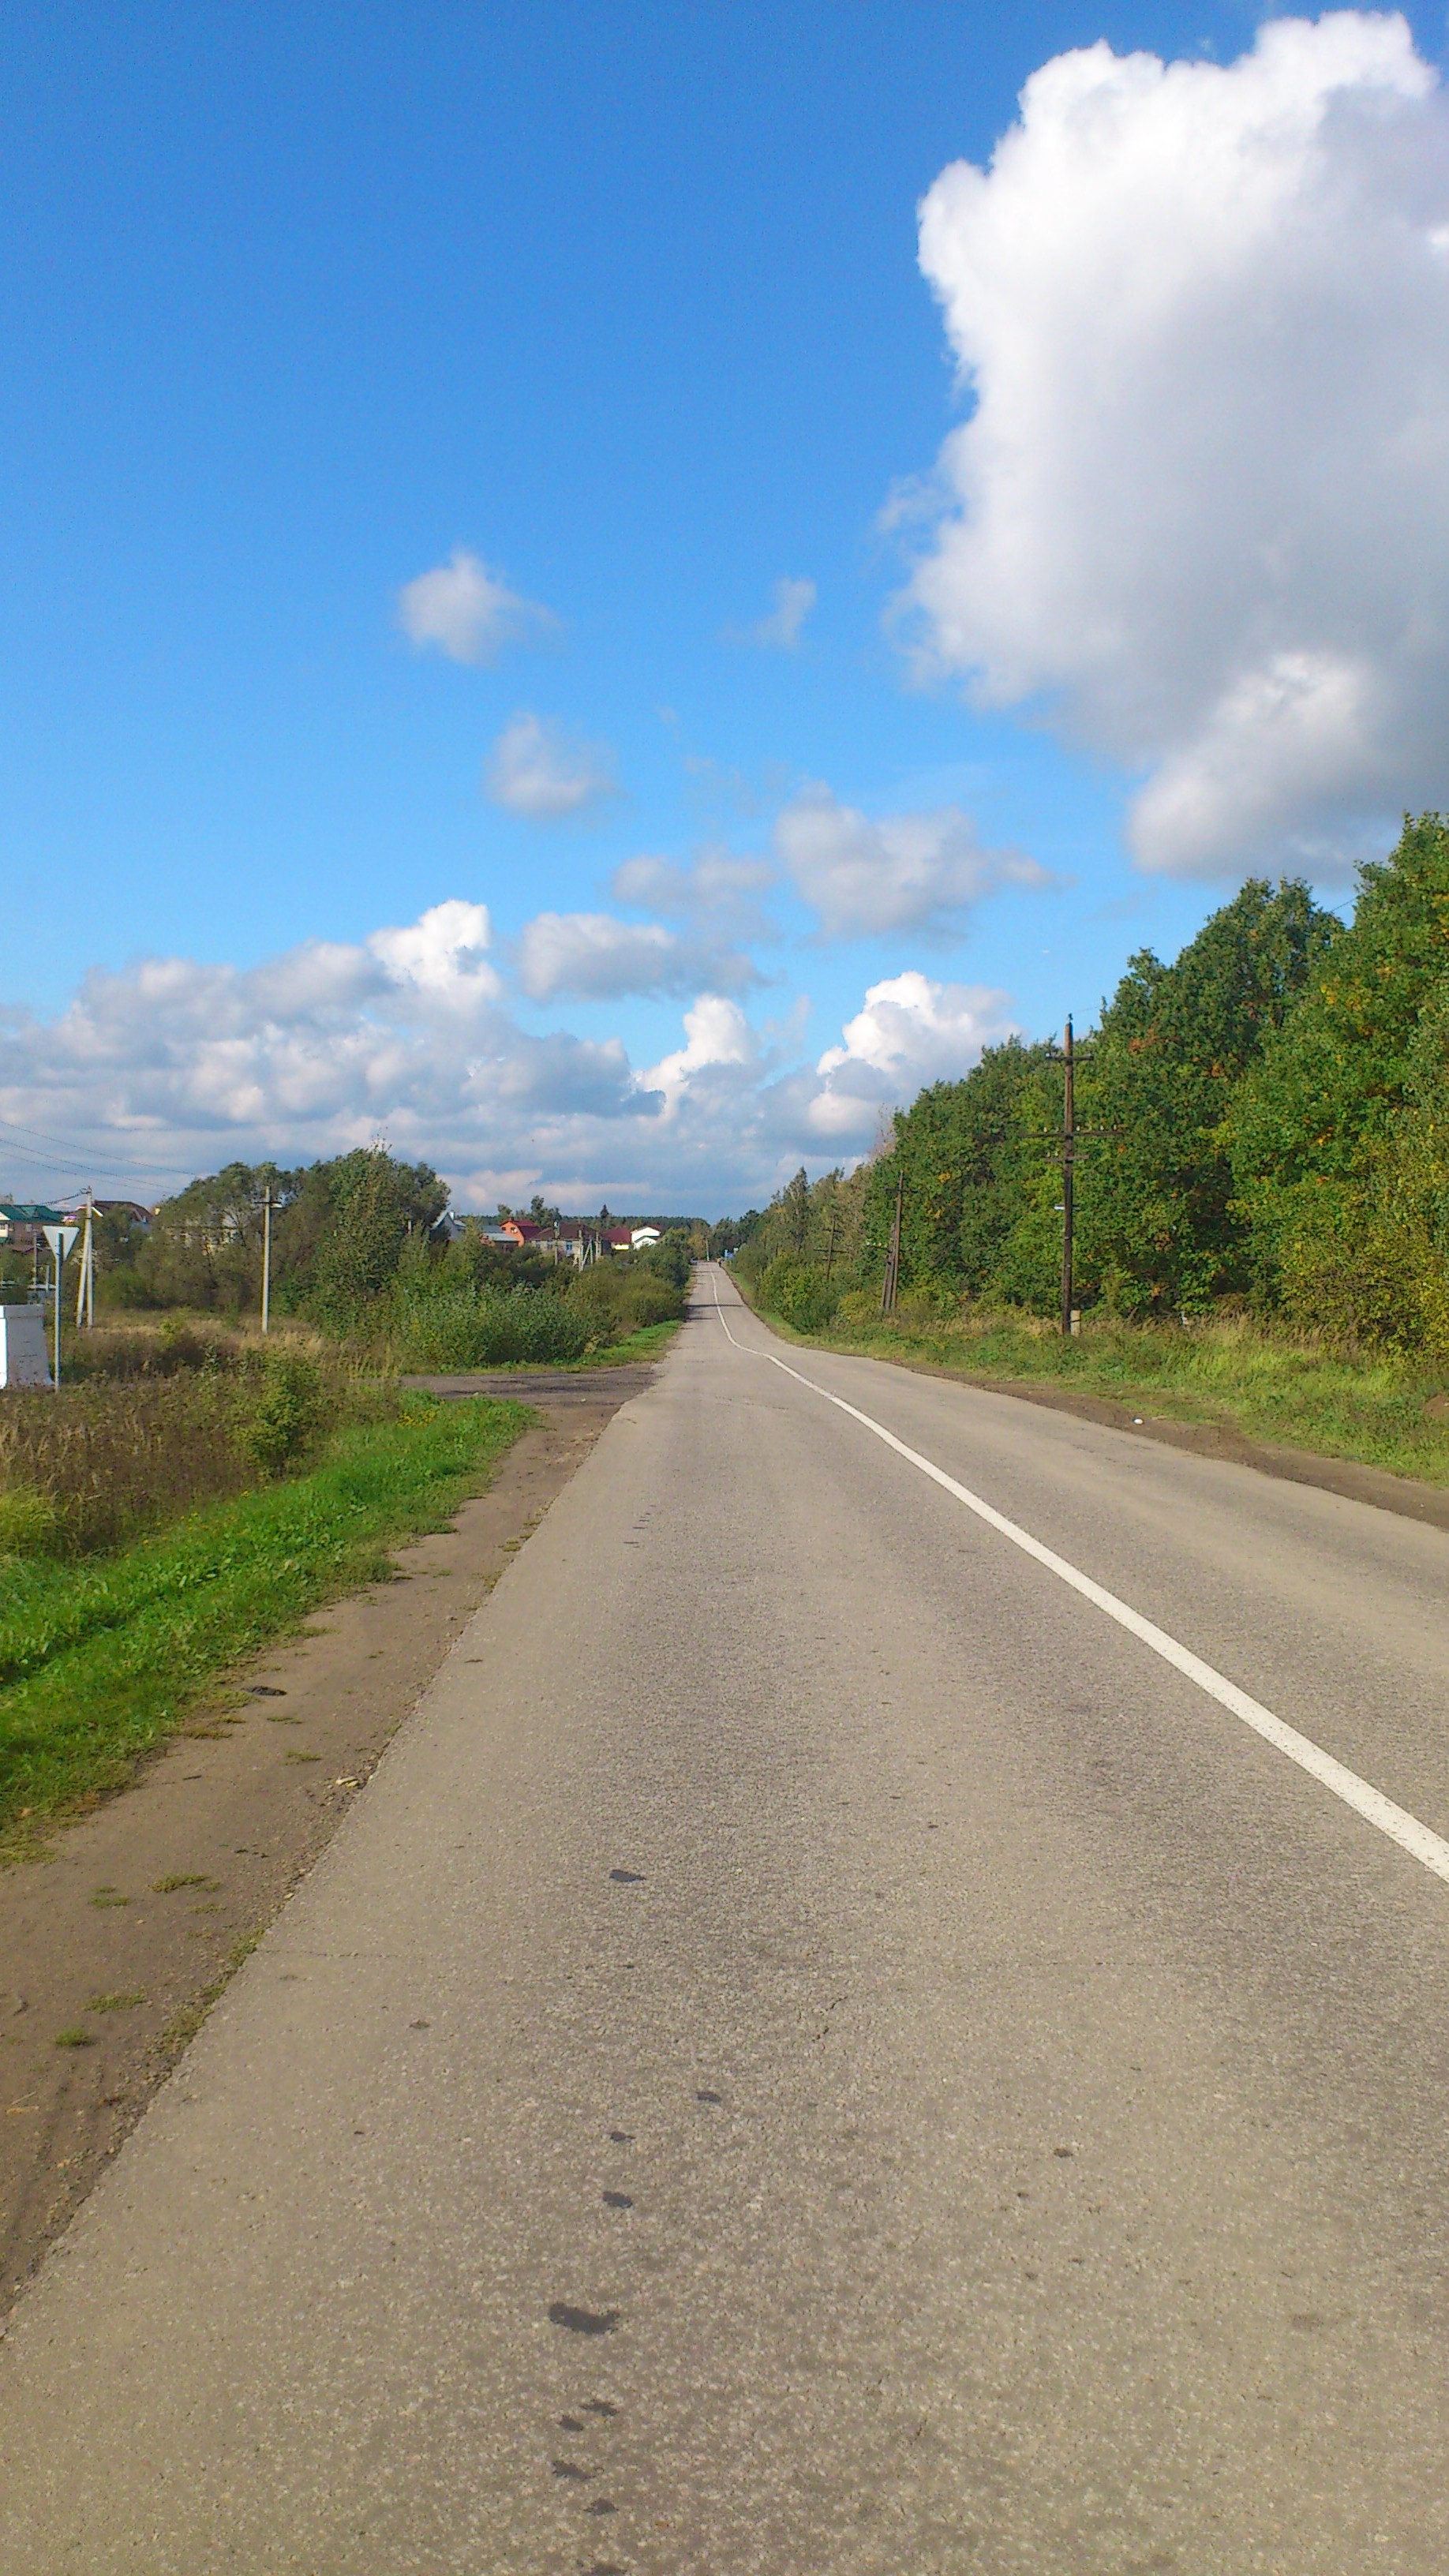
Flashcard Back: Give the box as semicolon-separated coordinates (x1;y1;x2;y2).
638;996;759;1114
808;972;1017;1139
515;911;758;1001
610;848;777;939
898;13;1449;878
732;576;817;650
367;899;500;1006
485;712;616;819
0;905;638;1198
0;909;1021;1212
775;782;1046;938
397;549;556;665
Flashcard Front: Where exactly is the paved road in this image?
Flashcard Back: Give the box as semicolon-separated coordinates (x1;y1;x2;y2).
5;1267;1449;2571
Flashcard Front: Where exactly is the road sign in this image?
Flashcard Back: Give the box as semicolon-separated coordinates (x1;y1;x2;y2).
41;1226;80;1390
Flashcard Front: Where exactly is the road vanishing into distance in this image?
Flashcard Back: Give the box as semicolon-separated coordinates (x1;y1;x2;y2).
6;1264;1449;2572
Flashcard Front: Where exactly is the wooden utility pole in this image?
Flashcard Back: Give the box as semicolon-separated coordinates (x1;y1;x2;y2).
74;1189;95;1331
881;1166;904;1315
1060;1016;1075;1338
260;1187;273;1335
1021;1017;1115;1338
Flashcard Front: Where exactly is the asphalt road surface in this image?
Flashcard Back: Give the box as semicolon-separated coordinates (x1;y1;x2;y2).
5;1267;1449;2572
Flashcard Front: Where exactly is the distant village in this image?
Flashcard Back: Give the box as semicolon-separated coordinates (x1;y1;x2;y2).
0;1196;671;1279
476;1214;662;1265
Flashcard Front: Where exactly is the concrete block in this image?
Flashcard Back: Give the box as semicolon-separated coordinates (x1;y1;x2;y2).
0;1305;52;1388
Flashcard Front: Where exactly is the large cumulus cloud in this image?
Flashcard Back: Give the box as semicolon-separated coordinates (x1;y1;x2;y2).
898;12;1449;878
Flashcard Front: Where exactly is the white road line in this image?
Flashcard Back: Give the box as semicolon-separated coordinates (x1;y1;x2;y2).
710;1279;1449;1891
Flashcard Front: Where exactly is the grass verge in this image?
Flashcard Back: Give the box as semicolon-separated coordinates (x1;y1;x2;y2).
743;1295;1449;1489
0;1395;530;1854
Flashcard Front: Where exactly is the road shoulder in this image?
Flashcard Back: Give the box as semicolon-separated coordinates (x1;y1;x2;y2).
0;1381;635;2317
736;1297;1449;1536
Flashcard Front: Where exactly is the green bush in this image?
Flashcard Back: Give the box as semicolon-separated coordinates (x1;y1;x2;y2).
833;1287;880;1330
391;1275;593;1368
757;1256;842;1334
238;1350;328;1475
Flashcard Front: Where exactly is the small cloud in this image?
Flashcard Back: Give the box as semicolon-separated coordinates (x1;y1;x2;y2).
485;713;616;820
515;912;758;1002
397;549;556;665
610;848;777;941
368;899;500;1008
729;576;817;651
776;783;1048;940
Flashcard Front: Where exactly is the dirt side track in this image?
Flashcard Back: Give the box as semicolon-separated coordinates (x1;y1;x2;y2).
0;1382;636;2317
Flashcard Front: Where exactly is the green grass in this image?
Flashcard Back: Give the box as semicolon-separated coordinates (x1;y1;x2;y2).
0;1395;529;1854
747;1295;1449;1489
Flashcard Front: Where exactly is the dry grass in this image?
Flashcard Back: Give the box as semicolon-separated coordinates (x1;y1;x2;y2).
0;1330;393;1560
0;1377;260;1556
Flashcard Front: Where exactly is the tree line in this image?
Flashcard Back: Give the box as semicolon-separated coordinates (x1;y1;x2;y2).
46;1148;698;1360
735;814;1449;1356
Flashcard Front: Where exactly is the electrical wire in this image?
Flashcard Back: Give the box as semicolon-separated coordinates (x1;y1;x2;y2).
0;1114;199;1186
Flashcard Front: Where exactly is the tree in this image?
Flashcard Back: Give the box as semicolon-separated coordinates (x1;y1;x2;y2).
781;1167;811;1256
1226;817;1449;1309
1081;878;1337;1314
305;1148;448;1329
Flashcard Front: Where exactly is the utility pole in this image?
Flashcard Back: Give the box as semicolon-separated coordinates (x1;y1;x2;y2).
260;1187;273;1335
881;1166;904;1315
1060;1016;1075;1339
1020;1015;1114;1338
75;1190;95;1331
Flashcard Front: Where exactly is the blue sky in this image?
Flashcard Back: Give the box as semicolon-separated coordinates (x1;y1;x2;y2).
5;2;1449;1211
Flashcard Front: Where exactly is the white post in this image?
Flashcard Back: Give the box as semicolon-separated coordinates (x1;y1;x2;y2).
260;1188;272;1335
42;1226;78;1388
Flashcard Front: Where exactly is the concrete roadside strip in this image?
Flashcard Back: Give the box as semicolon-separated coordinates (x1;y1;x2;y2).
0;1370;648;2319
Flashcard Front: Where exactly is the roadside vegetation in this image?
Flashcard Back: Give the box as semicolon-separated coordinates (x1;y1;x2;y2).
0;1175;693;1848
12;1150;697;1354
386;1228;691;1368
725;815;1449;1487
0;1392;528;1852
0;1327;374;1558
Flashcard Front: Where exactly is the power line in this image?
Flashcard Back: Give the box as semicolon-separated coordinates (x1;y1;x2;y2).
0;1115;200;1185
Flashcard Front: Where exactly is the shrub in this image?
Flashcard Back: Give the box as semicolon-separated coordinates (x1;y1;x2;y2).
390;1275;593;1368
833;1288;880;1331
239;1350;328;1475
757;1256;841;1334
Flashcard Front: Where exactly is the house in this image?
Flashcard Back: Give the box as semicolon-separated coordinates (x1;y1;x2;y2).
91;1200;152;1230
0;1202;65;1256
630;1226;662;1250
547;1222;595;1267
